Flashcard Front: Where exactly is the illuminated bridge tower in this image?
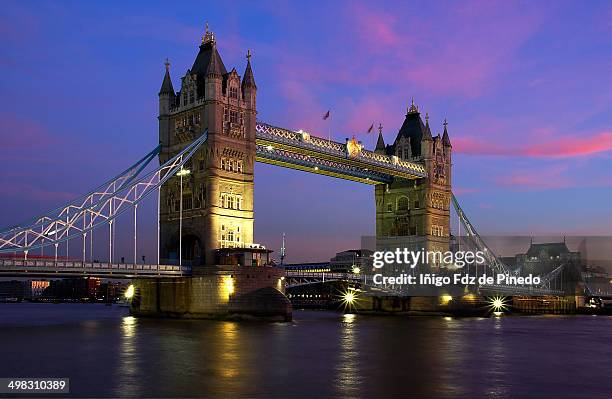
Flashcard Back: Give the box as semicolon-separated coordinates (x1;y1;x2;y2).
374;101;452;268
158;26;257;268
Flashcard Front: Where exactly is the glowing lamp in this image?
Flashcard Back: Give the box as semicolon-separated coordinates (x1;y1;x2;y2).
124;284;135;299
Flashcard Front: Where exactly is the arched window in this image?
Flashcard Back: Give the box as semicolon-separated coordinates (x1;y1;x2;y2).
397;196;409;211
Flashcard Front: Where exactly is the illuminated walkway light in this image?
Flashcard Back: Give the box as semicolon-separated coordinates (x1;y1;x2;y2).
487;296;509;313
340;287;359;312
176;168;191;177
124;284;135;299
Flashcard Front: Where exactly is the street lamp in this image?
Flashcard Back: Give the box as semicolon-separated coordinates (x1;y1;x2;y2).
124;284;135;299
176;167;191;266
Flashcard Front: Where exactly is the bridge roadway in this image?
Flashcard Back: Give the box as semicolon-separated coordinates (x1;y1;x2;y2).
0;259;188;279
255;122;427;184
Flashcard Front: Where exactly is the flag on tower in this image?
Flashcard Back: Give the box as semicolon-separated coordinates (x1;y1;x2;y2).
323;110;330;120
367;123;374;133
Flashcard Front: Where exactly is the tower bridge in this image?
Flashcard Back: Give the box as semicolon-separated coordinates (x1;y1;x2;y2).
0;25;585;318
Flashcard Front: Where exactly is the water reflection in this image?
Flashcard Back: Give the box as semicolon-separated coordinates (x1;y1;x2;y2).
436;316;468;398
485;317;509;398
115;316;139;397
2;305;611;398
219;322;240;378
333;313;362;397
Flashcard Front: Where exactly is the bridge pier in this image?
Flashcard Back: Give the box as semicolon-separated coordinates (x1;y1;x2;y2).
130;266;291;321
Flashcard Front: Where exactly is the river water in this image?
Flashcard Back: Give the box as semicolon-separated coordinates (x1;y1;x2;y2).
0;303;611;398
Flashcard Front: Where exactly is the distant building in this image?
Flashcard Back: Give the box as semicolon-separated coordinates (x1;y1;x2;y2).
283;249;374;273
43;278;101;301
283;262;330;273
330;249;374;273
513;240;584;294
27;280;50;298
0;280;25;301
516;241;581;276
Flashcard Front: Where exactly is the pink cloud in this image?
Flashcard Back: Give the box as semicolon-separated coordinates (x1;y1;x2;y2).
350;4;402;48
269;1;544;142
0;114;53;150
525;132;612;157
454;131;612;158
495;164;572;190
280;1;541;98
454;187;481;195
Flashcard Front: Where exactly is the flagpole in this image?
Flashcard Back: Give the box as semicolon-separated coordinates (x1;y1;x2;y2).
323;110;331;143
371;123;374;150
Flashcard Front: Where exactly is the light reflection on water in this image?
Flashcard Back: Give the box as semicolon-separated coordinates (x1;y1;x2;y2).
334;313;362;397
0;304;611;398
219;322;240;379
116;316;138;398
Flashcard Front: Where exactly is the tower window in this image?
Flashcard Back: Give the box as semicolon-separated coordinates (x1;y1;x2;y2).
229;87;238;99
237;160;243;173
183;195;192;210
220;193;242;210
230;110;238;124
189;91;194;104
431;225;444;237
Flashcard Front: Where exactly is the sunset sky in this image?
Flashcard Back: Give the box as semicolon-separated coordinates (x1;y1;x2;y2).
1;1;611;262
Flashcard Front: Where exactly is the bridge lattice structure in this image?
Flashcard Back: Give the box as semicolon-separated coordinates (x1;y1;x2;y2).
0;124;579;295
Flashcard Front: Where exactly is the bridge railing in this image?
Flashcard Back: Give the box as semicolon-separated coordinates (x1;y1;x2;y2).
285;271;361;280
255;122;427;178
0;258;189;277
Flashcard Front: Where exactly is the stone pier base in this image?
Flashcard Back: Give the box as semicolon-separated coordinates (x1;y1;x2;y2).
130;266;292;321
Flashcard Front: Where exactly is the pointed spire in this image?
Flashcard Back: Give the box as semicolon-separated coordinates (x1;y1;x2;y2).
159;58;175;96
407;98;419;114
242;49;257;89
422;112;433;141
375;123;386;152
442;118;451;147
206;49;223;77
201;21;215;46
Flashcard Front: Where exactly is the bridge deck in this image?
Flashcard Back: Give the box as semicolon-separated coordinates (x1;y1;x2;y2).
0;259;189;279
255;122;427;184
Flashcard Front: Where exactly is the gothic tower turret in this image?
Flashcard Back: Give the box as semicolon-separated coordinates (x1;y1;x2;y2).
158;59;175;147
375;100;452;269
375;123;386;154
158;24;257;269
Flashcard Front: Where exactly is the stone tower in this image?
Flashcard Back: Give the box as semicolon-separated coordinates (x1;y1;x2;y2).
158;25;257;268
374;101;452;268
